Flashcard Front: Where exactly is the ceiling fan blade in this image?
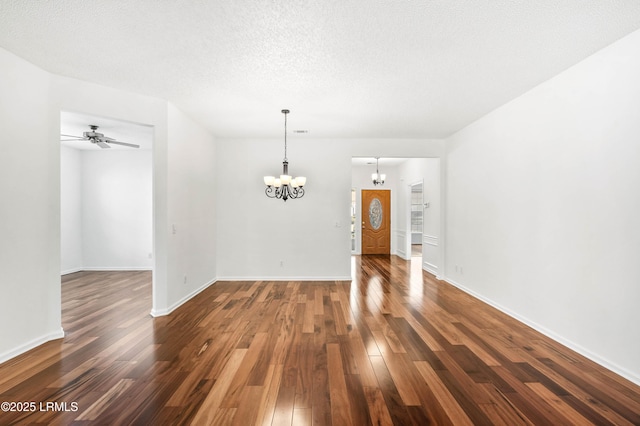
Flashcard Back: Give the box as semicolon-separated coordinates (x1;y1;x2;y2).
107;140;140;149
60;134;84;140
60;138;84;142
97;141;111;149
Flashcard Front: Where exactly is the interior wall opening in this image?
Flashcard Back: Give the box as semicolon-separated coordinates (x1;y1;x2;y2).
60;110;154;312
351;157;441;277
410;181;423;258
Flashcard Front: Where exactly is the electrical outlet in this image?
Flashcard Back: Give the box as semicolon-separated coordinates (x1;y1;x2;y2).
183;274;187;284
280;261;284;267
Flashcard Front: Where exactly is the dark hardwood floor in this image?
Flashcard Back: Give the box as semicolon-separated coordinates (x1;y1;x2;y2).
1;256;640;425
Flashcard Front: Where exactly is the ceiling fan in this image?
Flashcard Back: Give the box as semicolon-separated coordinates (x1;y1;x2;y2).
61;125;140;149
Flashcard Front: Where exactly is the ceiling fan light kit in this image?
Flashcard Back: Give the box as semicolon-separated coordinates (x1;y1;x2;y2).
264;109;306;202
60;125;140;149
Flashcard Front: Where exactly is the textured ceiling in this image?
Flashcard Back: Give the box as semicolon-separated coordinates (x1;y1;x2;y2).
2;0;640;139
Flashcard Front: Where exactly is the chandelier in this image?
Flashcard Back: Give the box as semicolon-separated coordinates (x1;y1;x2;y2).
372;157;386;186
263;109;306;201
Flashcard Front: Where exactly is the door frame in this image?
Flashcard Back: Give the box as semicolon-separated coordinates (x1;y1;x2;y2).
352;187;393;255
406;180;424;262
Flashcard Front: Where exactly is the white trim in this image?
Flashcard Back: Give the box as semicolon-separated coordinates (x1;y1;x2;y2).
423;261;438;276
423;234;438;246
408;180;424;261
150;279;216;317
443;276;640;387
422;235;439;275
395;229;408;259
215;276;353;282
0;328;65;364
83;266;153;271
63;267;153;275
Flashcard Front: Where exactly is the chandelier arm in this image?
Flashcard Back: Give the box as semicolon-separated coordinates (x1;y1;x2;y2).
292;187;305;198
265;186;277;198
266;182;305;201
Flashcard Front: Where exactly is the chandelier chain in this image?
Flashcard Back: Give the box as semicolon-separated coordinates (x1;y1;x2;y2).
283;110;288;162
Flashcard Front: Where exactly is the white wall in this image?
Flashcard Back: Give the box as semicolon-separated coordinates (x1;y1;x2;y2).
50;76;217;317
81;150;153;270
164;103;217;313
397;158;441;275
50;74;173;315
216;139;444;279
61;148;153;273
1;47;218;362
61;146;83;274
216;139;353;279
0;48;63;362
445;29;640;383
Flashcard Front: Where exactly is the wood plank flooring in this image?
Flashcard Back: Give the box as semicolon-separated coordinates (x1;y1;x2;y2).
1;256;640;425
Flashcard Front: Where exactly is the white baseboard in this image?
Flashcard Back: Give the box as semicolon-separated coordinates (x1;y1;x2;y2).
423;261;438;276
61;267;83;275
443;276;640;387
0;328;65;365
63;267;153;275
150;279;217;317
83;266;153;271
396;249;408;260
215;276;353;282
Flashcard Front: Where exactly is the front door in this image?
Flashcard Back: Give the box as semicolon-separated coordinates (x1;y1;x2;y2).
361;190;390;254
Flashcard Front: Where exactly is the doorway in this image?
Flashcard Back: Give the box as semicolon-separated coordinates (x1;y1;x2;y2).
410;182;423;257
361;189;391;254
60;111;154;307
351;157;441;277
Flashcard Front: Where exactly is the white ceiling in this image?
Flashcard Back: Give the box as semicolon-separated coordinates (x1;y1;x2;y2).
2;1;640;139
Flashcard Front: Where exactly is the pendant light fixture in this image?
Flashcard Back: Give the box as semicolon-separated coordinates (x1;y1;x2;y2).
372;157;386;186
264;109;306;201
